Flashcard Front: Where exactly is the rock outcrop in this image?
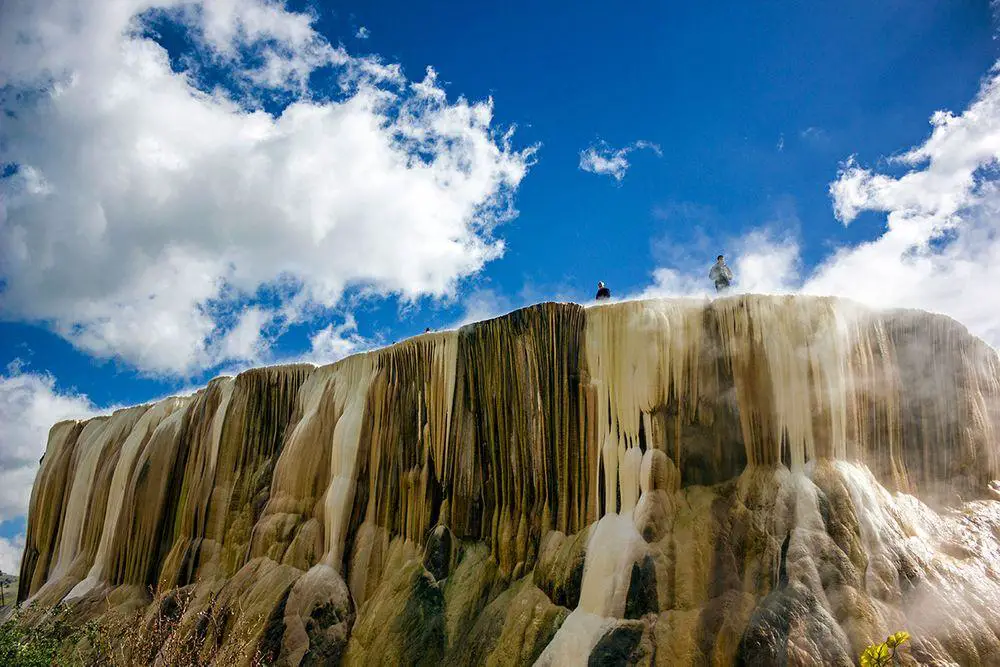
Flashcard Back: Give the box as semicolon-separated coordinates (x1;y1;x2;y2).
17;296;1000;665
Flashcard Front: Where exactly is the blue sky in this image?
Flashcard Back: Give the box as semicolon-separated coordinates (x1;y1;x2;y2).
0;0;999;566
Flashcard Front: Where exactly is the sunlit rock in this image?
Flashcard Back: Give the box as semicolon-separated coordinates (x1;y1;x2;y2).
15;296;1000;665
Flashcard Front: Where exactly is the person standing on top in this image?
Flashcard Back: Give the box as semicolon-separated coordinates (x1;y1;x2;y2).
709;255;733;292
595;281;611;300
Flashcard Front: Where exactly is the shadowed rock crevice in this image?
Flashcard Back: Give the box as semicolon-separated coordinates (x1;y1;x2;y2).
625;555;658;619
588;620;651;666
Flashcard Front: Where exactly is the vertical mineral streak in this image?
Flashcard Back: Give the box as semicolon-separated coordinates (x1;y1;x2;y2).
206;366;312;579
155;381;234;590
585;299;704;516
69;397;190;599
19;420;82;601
446;303;587;574
21;406;150;604
321;353;376;570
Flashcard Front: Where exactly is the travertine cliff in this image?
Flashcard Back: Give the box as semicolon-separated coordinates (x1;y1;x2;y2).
17;296;1000;665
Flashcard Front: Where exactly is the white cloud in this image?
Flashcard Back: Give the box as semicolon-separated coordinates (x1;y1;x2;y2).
579;139;662;182
0;535;25;576
645;229;799;298
448;288;513;328
0;0;534;376
0;362;98;524
307;314;372;364
218;306;272;363
806;62;1000;347
644;61;1000;349
356;26;370;39
729;231;800;293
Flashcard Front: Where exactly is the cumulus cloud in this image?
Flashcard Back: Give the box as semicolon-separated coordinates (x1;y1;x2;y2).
805;63;1000;346
218;306;272;363
0;534;25;576
356;26;370;39
0;361;98;523
646;229;800;298
645;61;1000;348
0;0;534;376
286;289;512;366
306;314;373;364
579;139;662;182
448;288;514;328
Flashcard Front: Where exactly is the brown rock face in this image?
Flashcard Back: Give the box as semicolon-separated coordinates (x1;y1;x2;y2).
16;296;1000;665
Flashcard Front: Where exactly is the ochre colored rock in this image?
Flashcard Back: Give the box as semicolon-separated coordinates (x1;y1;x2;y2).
455;577;568;666
423;524;454;581
343;540;444;666
277;564;354;666
588;618;654;666
15;296;1000;665
533;527;591;608
443;541;500;654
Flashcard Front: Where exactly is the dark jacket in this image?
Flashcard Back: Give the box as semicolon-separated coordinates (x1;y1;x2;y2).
596;286;611;300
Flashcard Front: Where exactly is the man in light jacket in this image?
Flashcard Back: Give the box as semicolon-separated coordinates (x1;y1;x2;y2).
709;255;733;292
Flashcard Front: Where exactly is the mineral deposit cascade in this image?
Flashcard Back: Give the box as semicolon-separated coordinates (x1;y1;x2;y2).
16;296;1000;666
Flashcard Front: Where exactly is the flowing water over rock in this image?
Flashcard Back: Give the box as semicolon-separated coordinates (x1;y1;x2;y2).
16;296;1000;665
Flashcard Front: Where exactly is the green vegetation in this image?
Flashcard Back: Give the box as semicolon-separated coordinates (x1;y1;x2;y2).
0;589;272;667
0;608;67;667
0;574;17;610
860;631;911;666
0;603;127;666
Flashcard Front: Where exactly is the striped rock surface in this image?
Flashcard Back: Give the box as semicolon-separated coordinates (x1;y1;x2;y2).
17;296;1000;666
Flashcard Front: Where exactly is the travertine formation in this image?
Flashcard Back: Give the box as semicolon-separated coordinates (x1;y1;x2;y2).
17;296;1000;665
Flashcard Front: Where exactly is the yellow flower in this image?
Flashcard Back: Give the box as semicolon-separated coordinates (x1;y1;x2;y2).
886;631;911;649
860;642;890;667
